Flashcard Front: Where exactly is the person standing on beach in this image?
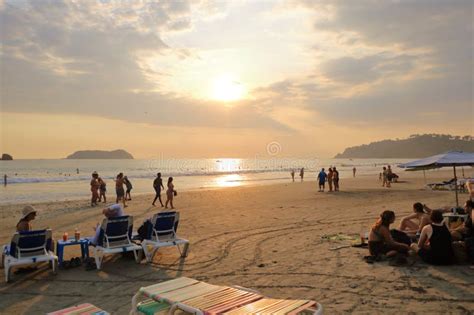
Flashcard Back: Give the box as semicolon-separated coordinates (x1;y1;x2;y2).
115;173;127;207
333;167;340;191
317;168;327;192
291;170;295;182
300;168;304;182
382;167;388;187
3;174;7;186
124;176;133;201
165;177;176;209
98;177;107;203
353;167;356;177
327;168;334;192
90;171;100;206
152;173;165;206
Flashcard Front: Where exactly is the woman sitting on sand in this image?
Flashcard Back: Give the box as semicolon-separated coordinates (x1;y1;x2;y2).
410;210;454;265
398;202;431;237
368;210;410;257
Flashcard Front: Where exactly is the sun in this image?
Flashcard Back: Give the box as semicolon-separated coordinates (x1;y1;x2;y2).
211;75;246;102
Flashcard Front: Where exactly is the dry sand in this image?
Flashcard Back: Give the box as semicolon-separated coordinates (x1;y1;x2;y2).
0;170;473;314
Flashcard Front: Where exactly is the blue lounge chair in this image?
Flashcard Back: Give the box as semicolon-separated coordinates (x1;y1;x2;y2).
2;229;57;282
141;211;189;263
90;216;142;269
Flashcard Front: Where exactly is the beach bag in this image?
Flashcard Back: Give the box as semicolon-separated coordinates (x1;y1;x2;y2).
137;220;153;241
390;229;411;245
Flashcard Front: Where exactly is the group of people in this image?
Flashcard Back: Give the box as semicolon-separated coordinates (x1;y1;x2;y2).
290;168;305;182
89;172;133;207
368;199;473;265
89;172;177;209
317;167;340;192
380;165;399;187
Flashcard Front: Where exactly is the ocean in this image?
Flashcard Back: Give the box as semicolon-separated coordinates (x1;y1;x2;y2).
0;158;411;205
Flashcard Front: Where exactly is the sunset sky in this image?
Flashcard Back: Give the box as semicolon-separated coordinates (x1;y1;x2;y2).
1;0;472;159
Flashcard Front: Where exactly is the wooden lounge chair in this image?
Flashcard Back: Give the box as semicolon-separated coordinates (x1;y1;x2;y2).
47;303;109;315
131;277;323;315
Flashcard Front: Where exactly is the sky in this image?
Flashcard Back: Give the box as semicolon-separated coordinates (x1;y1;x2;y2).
0;0;473;159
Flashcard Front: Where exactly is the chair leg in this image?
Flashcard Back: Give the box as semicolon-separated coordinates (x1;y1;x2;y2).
181;242;189;258
94;248;103;270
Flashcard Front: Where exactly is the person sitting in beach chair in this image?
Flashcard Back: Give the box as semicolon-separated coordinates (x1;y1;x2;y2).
16;205;37;232
2;229;58;282
398;202;431;238
88;212;142;269
88;204;125;246
368;210;410;258
141;211;189;263
410;210;454;265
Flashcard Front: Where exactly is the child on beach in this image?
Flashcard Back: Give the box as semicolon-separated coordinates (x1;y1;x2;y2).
165;177;176;209
300;168;304;182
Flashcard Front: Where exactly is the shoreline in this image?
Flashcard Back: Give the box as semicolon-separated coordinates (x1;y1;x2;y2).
1;170;473;314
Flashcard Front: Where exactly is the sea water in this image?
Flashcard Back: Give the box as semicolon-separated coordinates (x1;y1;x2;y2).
0;158;410;205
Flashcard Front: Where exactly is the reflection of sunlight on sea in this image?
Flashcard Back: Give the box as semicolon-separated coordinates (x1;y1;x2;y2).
216;158;242;172
214;174;244;187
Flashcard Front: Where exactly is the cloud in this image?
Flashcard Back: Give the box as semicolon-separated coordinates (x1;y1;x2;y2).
0;0;289;131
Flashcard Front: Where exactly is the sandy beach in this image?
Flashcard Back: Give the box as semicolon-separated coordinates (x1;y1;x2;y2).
0;170;473;314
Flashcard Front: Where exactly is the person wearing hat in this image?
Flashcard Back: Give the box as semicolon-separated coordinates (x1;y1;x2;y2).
90;171;100;206
17;205;37;232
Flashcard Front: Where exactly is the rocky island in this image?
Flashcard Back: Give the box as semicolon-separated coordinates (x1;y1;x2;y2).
66;149;134;159
1;154;13;160
335;134;474;158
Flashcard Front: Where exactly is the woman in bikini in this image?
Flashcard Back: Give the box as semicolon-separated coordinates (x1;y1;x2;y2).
368;210;410;257
398;202;431;238
165;177;175;209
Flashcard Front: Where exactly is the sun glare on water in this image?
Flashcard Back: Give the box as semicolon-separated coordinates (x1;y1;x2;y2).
211;75;246;102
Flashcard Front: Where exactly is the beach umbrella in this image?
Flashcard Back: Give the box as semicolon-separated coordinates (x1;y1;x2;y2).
399;151;474;206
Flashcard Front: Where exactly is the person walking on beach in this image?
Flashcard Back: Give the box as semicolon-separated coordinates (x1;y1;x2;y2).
300;168;304;182
327;167;334;192
353;167;356;177
90;171;100;206
291;170;295;182
333;167;340;191
317;168;328;192
115;173;127;207
98;177;107;203
152;173;165;206
165;177;176;209
124;176;133;201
